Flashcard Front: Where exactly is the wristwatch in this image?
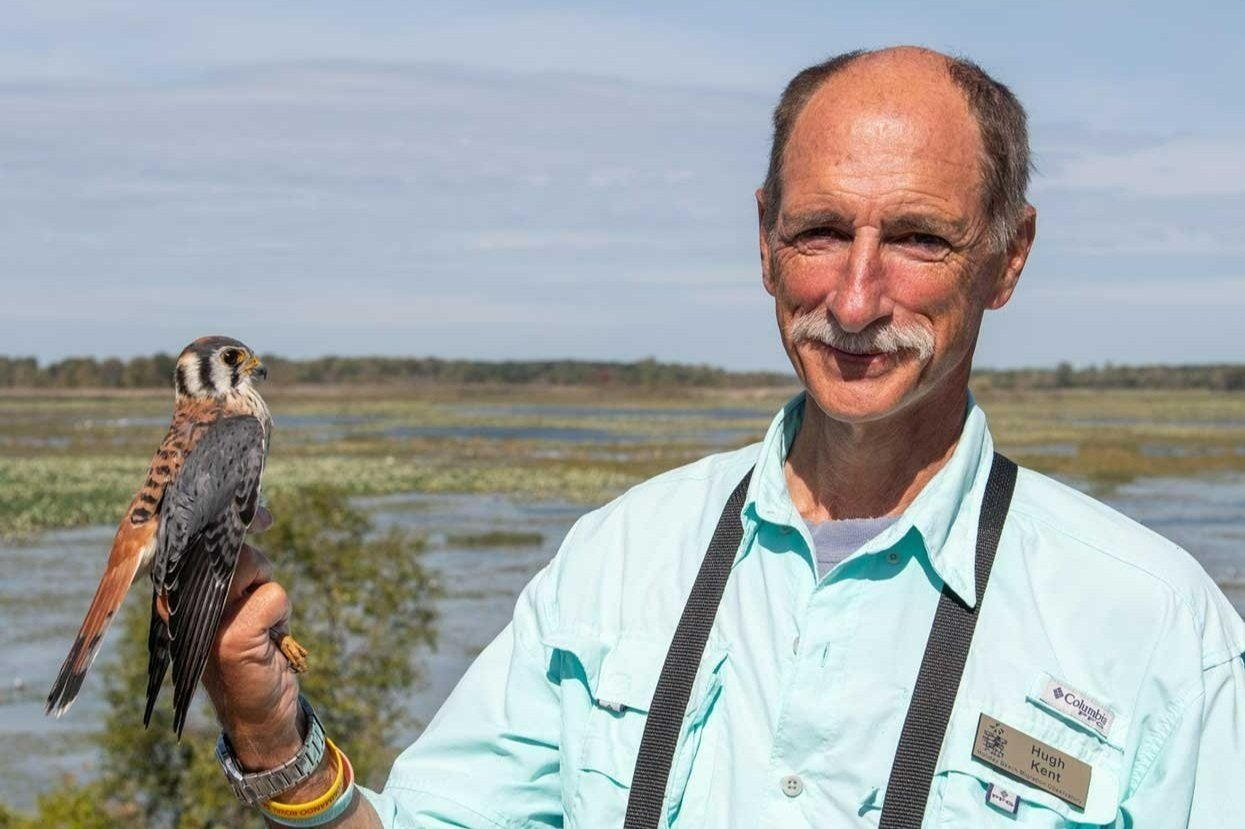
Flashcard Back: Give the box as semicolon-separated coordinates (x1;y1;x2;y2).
216;695;327;807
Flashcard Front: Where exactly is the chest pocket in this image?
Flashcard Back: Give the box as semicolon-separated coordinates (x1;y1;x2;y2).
931;694;1123;828
546;632;729;829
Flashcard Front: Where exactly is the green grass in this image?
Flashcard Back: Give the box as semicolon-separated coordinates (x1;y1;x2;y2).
1;384;1242;540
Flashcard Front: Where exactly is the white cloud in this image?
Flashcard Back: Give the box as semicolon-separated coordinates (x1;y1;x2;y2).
1022;275;1245;309
1039;136;1245;197
0;4;787;91
0;61;774;363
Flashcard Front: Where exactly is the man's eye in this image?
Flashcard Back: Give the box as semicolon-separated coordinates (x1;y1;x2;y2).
796;227;850;242
898;233;948;249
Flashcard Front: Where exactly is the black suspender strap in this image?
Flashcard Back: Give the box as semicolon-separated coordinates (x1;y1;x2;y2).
878;452;1017;828
623;452;1018;829
623;469;753;829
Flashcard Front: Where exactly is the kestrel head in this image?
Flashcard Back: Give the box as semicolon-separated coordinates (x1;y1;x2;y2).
174;336;268;400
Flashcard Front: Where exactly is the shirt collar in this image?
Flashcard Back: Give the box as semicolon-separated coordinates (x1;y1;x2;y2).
743;389;995;608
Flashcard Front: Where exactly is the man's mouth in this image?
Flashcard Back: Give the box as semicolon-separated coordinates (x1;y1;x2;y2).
811;341;890;361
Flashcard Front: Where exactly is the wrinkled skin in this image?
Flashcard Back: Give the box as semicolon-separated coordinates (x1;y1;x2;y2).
758;48;1037;521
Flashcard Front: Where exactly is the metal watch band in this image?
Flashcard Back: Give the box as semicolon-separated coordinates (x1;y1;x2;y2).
217;695;327;807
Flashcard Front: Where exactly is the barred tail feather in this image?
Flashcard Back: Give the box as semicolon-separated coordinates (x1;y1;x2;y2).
46;521;152;718
45;561;137;717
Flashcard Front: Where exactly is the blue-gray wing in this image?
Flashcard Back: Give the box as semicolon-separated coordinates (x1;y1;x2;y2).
146;415;265;738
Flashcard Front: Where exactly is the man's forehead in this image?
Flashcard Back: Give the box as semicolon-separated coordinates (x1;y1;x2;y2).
815;46;970;108
792;64;978;161
779;55;985;216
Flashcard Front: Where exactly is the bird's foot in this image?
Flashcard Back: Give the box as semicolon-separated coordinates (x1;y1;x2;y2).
277;634;309;673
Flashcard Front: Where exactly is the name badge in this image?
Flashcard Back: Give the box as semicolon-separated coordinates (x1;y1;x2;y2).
1039;677;1114;740
972;713;1091;810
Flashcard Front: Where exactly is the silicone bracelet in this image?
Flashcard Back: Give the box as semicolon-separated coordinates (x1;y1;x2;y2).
260;750;357;827
262;739;346;819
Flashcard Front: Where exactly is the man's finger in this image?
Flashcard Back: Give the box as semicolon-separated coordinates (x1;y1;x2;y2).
209;582;294;698
248;505;274;535
216;581;291;656
225;543;274;608
203;580;296;707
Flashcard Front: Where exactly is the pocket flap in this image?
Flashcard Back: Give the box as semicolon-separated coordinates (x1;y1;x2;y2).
1026;671;1128;749
544;632;669;713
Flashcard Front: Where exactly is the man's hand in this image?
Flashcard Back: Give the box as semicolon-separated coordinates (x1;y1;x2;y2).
202;541;305;770
156;509;382;826
151;506;301;769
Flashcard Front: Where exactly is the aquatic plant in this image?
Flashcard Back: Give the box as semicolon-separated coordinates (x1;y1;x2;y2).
2;386;1244;539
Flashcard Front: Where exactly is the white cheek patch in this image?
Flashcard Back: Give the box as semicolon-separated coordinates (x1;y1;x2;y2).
177;357;203;396
210;354;233;392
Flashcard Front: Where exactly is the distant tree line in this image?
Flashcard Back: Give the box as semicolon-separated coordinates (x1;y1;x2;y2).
972;361;1245;392
0;354;791;389
2;354;1243;391
0;355;180;389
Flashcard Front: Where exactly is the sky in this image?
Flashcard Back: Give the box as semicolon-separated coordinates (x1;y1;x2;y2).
2;1;1243;371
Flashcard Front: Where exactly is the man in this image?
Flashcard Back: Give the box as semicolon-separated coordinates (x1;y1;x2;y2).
205;47;1245;827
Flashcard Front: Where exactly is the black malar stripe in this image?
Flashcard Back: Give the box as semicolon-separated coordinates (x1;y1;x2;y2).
198;353;215;393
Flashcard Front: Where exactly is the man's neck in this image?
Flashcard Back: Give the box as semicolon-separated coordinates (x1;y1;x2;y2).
785;383;969;523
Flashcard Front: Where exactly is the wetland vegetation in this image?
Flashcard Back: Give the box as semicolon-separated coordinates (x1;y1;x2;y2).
2;383;1244;541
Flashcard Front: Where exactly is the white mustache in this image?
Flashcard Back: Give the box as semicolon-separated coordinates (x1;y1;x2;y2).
789;313;935;362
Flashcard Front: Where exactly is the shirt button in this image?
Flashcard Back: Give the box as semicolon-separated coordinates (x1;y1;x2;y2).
886;551;900;564
780;774;804;797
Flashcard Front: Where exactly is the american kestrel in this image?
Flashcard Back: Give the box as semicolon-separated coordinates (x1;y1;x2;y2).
46;336;307;738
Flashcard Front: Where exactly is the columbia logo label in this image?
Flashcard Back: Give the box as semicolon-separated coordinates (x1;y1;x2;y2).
1040;677;1114;740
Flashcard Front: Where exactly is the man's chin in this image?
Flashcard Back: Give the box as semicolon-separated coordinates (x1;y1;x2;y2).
807;393;910;425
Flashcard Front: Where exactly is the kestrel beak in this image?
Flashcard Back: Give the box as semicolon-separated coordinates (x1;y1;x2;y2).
244;355;268;381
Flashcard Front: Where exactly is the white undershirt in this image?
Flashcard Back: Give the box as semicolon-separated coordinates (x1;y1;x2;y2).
804;515;901;578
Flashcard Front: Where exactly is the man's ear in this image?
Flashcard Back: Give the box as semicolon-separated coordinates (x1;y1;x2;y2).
757;188;777;297
987;204;1037;310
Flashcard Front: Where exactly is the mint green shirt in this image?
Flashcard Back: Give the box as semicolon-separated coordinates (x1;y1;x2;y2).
363;393;1245;827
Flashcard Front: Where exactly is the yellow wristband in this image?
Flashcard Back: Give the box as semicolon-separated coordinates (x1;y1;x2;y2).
262;738;346;819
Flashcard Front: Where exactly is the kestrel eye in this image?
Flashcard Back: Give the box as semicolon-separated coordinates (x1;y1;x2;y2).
222;350;241;366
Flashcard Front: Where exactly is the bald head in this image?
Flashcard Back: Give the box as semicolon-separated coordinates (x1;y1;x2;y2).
762;47;1030;251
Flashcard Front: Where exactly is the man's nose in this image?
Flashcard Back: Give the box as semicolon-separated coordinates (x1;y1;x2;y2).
828;232;891;332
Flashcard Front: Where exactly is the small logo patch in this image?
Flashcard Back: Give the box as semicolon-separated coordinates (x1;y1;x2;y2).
986;783;1020;814
1040;678;1114;740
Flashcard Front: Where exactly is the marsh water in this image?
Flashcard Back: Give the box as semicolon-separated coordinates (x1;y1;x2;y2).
2;396;1244;811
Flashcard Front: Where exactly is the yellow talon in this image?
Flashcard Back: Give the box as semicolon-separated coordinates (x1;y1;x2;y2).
277;634;309;673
